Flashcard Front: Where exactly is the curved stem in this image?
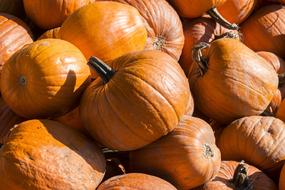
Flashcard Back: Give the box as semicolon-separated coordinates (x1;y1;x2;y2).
88;56;115;83
207;7;239;30
279;73;285;87
192;42;210;76
231;160;252;190
215;31;240;40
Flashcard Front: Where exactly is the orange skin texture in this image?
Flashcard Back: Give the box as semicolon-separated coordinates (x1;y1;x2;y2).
167;0;225;18
98;173;177;190
80;50;191;151
0;97;24;144
130;116;221;190
99;0;184;61
0;13;33;93
60;2;147;63
0;119;106;190
38;27;61;40
0;0;25;18
23;0;95;29
241;5;285;58
217;0;256;24
198;161;277;190
1;39;91;119
218;116;285;175
276;99;285;121
189;38;278;124
280;163;285;190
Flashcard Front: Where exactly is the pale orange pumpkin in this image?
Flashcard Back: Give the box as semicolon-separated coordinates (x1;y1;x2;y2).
38;27;61;40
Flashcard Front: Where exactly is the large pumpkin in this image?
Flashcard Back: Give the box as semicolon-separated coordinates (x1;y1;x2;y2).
218;116;285;175
198;161;277;190
129;116;221;190
38;27;61;40
98;173;177;190
23;0;95;29
80;50;191;151
189;38;278;124
0;119;106;189
241;5;285;58
1;39;91;119
0;0;25;18
60;2;147;63
0;13;33;93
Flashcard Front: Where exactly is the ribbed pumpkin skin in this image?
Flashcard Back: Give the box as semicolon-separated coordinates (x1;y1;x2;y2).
0;13;33;93
257;51;285;74
190;38;278;124
99;0;184;61
60;2;147;63
0;119;106;190
198;161;277;190
23;0;95;29
1;39;91;119
0;0;25;18
167;0;225;18
241;5;285;58
0;97;24;144
38;27;61;40
80;50;191;151
98;173;177;190
218;116;285;174
130;116;221;190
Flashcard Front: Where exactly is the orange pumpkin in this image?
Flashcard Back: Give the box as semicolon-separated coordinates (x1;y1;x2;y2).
0;0;25;18
130;116;221;190
190;38;278;124
0;119;106;189
276;99;285;121
198;161;277;190
279;163;285;189
80;50;191;151
60;2;147;63
1;39;91;119
98;173;177;190
38;27;61;40
23;0;95;29
0;13;33;92
241;5;285;58
218;116;285;175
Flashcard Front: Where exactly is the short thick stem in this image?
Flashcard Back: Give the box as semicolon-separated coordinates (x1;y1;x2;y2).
88;56;115;83
231;161;252;190
207;7;239;30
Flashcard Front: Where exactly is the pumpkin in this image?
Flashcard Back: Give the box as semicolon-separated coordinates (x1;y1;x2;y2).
167;0;238;30
23;0;95;29
189;38;278;124
38;27;61;40
60;2;147;63
0;97;24;144
0;13;33;93
217;0;257;24
218;116;285;175
0;119;106;189
80;50;191;151
1;39;91;119
180;16;240;74
276;99;285;121
98;0;184;61
197;161;277;190
129;116;221;190
0;0;25;18
241;5;285;58
98;173;177;190
280;163;285;189
263;89;282;115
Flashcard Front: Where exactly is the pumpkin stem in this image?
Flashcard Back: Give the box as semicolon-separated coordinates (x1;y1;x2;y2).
192;42;210;75
231;160;252;190
88;56;115;83
215;31;240;40
278;73;285;87
207;7;239;30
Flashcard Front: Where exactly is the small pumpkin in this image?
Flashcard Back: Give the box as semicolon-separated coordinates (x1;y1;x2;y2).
80;50;191;151
98;173;177;190
129;116;221;190
38;27;61;40
23;0;95;29
0;119;106;189
218;116;285;175
0;13;33;93
190;38;278;124
1;39;91;118
197;161;277;190
241;5;285;58
0;0;25;18
60;2;147;63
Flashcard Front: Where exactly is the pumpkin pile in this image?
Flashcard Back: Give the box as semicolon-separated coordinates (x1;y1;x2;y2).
2;0;285;189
